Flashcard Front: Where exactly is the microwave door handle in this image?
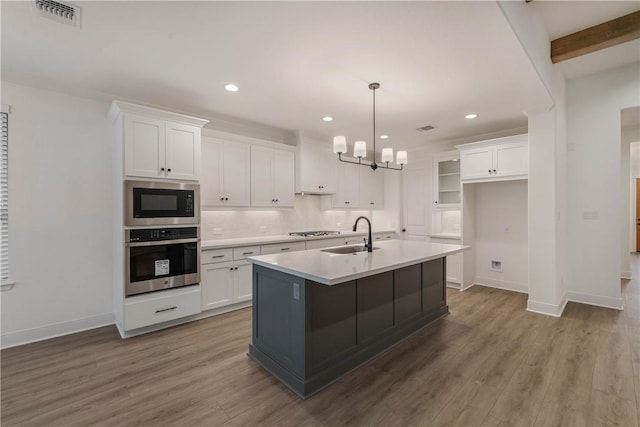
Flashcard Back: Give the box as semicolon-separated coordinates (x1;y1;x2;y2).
126;238;199;247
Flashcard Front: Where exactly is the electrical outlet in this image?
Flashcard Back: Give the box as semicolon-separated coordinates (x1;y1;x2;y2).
490;260;503;272
293;283;300;300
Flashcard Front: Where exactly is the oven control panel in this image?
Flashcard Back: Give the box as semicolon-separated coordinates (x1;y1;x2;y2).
128;227;199;242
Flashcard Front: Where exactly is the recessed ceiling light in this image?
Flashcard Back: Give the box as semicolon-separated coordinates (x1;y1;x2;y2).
224;83;239;92
322;116;333;122
380;135;389;139
465;113;478;119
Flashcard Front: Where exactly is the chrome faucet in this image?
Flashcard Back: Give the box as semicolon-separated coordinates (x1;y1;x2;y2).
352;216;373;252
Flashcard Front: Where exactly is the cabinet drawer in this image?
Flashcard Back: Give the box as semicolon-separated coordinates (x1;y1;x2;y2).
344;236;362;245
373;232;394;241
233;246;261;260
305;237;345;250
201;248;233;264
124;286;201;331
261;241;306;255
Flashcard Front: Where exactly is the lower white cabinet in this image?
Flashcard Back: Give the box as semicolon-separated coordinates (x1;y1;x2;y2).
124;285;201;331
305;237;345;250
201;245;258;311
429;236;461;285
261;241;306;255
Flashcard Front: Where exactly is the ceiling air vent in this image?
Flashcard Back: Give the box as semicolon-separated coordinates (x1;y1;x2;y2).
416;125;435;132
33;0;81;28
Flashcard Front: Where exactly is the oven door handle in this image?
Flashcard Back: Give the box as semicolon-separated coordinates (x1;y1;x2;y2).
126;238;200;247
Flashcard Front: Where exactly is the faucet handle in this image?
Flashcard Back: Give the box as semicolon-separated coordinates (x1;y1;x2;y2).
363;237;368;246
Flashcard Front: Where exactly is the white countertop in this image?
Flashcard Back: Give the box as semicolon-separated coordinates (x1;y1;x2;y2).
248;240;470;285
201;229;395;249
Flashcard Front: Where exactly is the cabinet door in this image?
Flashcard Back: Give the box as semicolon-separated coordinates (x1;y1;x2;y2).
433;154;460;207
446;253;461;284
222;142;251;206
250;146;275;207
273;150;295;207
460;147;493;181
201;262;234;311
332;160;360;208
234;261;253;303
359;166;384;209
124;113;165;178
165;121;200;181
201;138;224;206
402;167;427;240
494;141;528;178
296;137;337;193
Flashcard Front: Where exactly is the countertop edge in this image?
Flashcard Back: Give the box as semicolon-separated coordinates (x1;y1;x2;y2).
201;229;396;249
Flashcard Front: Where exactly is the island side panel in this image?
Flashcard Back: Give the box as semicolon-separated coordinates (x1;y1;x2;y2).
305;280;357;375
356;271;394;344
423;258;446;313
251;265;306;378
394;263;423;324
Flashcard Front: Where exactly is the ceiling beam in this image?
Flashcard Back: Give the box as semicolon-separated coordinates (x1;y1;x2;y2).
551;10;640;63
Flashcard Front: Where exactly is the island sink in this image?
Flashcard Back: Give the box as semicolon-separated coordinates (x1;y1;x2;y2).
320;245;380;254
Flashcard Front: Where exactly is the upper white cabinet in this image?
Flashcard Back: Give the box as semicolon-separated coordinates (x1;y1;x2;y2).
295;132;337;194
251;146;295;207
331;160;360;208
359;166;384;209
109;101;208;181
201;137;251;207
432;151;460;208
456;134;528;183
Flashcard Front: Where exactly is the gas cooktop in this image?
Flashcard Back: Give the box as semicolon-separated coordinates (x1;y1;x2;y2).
288;231;341;237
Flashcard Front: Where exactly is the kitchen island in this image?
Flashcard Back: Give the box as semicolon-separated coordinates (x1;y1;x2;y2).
247;239;469;399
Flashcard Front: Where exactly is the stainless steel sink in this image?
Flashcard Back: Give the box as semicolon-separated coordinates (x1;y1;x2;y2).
321;245;380;254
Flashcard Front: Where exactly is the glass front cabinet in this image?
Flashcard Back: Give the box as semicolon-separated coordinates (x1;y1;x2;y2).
433;151;461;208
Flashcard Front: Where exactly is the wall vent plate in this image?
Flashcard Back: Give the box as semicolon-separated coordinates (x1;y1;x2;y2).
416;125;435;132
490;260;503;272
32;0;81;28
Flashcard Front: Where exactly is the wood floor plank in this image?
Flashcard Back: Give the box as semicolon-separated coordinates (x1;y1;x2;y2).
587;389;639;427
592;330;635;400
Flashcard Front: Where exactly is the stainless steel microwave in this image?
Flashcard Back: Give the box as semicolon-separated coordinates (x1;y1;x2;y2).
125;180;200;226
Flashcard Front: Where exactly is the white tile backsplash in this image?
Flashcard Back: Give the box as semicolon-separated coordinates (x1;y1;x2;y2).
202;195;394;240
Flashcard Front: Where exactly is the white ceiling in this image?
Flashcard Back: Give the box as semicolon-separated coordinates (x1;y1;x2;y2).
1;1;638;151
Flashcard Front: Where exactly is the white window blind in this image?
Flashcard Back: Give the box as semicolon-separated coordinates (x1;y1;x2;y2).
1;111;8;282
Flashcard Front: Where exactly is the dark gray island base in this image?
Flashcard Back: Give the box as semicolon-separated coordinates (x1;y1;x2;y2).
248;257;448;399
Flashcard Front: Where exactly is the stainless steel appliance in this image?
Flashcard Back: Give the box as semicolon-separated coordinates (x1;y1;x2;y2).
288;231;341;237
125;180;199;226
125;227;200;296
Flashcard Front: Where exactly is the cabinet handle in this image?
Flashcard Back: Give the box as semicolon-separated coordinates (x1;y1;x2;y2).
155;306;177;314
280;247;290;251
435;201;438;204
225;197;229;201
235;267;239;271
230;267;234;271
220;197;224;201
242;252;254;255
275;199;278;202
493;169;496;173
160;167;165;172
488;169;491;173
168;168;172;172
370;202;374;205
211;255;225;259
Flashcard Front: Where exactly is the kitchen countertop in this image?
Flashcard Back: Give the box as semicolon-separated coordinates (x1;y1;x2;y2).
201;229;395;249
247;240;470;285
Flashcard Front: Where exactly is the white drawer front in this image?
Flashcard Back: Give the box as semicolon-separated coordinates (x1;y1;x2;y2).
201;248;233;265
373;232;394;241
261;241;306;255
124;286;201;331
233;246;261;260
305;237;345;250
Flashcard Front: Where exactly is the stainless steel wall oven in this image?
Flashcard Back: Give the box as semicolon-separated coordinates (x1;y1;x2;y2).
125;227;200;296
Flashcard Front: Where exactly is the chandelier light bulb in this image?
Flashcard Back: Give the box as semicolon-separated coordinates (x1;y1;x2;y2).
333;136;347;154
381;148;394;163
396;151;408;165
353;141;367;158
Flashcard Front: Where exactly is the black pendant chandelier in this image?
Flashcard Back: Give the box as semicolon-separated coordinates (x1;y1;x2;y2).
333;82;407;171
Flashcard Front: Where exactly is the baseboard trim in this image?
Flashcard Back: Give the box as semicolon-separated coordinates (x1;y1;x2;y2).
1;313;115;349
526;297;568;317
566;291;624;310
621;271;632;280
472;277;528;294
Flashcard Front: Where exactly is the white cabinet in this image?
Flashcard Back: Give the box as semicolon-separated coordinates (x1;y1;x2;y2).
433;151;460;208
331;160;360;208
359;166;384;208
457;134;528;182
201;137;251;207
305;237;345;250
124;285;201;331
251;146;295;207
261;241;306;255
429;236;461;286
109;102;208;181
295;133;337;194
201;245;257;311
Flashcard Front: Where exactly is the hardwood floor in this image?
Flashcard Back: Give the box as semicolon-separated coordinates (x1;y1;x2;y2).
3;259;640;427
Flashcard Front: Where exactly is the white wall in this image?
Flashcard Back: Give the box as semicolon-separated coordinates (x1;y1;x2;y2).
566;63;640;309
1;82;116;348
472;180;529;293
